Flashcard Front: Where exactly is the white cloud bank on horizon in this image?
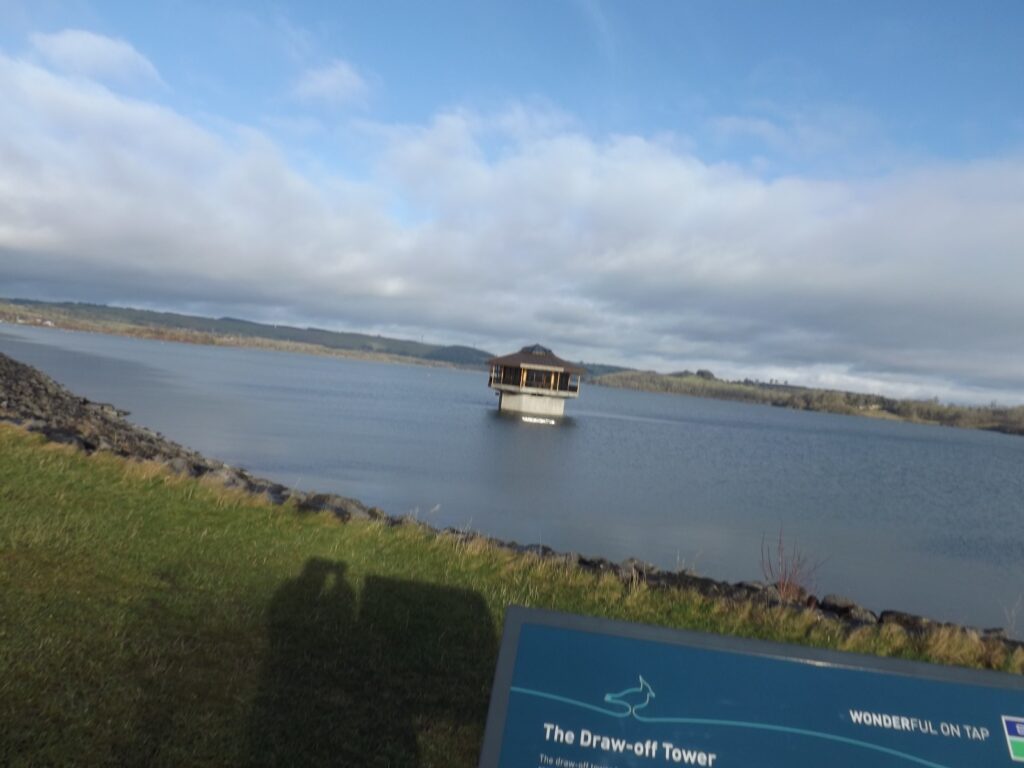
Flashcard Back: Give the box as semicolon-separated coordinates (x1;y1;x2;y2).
2;36;1024;404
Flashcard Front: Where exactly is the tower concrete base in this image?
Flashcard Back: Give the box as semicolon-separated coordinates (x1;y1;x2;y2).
498;392;567;417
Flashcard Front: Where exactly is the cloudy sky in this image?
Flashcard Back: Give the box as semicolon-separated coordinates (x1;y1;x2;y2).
1;1;1023;403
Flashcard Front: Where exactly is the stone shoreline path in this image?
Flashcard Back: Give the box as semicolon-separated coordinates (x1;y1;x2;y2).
1;350;1019;655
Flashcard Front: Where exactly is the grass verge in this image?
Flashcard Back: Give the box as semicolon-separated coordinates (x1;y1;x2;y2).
1;424;1020;766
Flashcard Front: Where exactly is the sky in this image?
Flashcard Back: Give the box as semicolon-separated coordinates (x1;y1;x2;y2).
1;1;1023;403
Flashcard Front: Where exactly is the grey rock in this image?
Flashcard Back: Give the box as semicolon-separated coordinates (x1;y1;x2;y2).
166;457;190;475
280;488;307;505
820;594;877;623
297;493;335;513
821;594;860;612
762;585;782;603
880;610;933;633
576;555;617;573
737;581;768;593
516;543;557;558
259;483;290;505
341;497;373;520
621;558;657;579
208;467;246;489
297;492;375;521
848;606;879;624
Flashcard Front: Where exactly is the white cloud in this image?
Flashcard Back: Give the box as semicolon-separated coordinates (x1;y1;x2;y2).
293;59;367;107
3;44;1024;403
30;29;163;86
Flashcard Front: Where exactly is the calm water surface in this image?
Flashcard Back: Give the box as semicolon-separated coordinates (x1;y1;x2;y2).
3;324;1023;635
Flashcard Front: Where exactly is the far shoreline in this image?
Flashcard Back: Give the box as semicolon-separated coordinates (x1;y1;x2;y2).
3;299;1023;439
0;312;467;371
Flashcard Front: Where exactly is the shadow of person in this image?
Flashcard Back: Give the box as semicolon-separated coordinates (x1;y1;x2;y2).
247;560;497;767
247;559;359;766
358;576;498;766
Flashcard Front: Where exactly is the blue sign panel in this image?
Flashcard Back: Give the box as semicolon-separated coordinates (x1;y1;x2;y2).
479;607;1024;767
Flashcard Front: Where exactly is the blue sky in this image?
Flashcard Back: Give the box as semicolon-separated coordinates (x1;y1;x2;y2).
2;1;1024;402
8;1;1021;172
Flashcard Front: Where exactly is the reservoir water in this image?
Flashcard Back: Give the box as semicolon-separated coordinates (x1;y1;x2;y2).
2;324;1022;636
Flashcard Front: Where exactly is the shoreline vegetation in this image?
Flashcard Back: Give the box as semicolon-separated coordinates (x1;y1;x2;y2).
1;351;1022;764
4;297;1024;437
595;369;1024;437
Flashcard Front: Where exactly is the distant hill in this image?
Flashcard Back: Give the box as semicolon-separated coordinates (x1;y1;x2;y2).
1;299;631;377
1;299;494;368
422;344;493;366
579;362;631;378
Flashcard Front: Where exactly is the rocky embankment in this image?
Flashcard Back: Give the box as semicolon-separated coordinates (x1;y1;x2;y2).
0;352;379;520
1;351;1018;653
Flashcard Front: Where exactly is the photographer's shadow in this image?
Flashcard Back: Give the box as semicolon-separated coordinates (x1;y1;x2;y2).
247;558;497;766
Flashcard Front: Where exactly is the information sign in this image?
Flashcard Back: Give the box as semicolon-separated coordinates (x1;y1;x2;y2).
479;607;1024;767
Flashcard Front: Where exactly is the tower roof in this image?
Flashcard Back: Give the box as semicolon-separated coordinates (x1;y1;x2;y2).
487;344;586;374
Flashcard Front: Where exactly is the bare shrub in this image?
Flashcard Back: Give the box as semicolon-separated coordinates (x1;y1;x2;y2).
1003;592;1023;636
761;526;821;602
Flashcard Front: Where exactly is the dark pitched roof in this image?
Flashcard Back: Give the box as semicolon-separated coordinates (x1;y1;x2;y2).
487;344;586;374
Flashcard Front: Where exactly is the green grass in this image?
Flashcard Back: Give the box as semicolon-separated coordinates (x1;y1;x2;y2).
1;425;1020;766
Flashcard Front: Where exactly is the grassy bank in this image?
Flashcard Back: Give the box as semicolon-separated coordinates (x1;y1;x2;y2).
597;370;1024;436
1;424;1021;766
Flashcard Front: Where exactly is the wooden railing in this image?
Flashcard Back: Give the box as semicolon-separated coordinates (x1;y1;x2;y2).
489;370;580;394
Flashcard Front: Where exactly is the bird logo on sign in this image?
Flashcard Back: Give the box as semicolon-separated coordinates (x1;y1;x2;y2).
604;675;656;717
